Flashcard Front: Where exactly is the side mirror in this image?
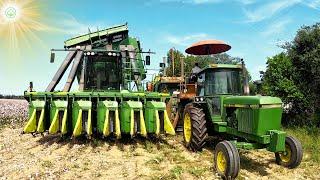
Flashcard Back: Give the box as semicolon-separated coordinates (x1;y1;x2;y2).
50;52;55;63
145;55;151;65
160;63;165;68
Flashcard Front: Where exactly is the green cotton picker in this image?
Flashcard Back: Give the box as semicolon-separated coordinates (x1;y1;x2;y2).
23;23;175;139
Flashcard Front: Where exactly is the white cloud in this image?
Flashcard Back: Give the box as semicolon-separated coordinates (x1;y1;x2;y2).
261;18;292;36
53;13;110;36
165;33;209;46
303;0;320;9
243;0;301;23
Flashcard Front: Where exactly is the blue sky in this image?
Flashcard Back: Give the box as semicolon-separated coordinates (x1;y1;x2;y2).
0;0;319;94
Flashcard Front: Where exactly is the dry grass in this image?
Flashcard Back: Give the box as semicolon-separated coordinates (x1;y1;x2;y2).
0;99;319;179
1;127;319;180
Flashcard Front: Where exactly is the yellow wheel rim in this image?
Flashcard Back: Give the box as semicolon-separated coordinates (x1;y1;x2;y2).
217;151;227;173
184;113;192;143
279;144;292;163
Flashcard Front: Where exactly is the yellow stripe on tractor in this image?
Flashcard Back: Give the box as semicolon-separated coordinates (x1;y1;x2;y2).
103;109;110;136
36;109;45;133
61;109;68;135
164;110;175;135
115;109;121;139
73;109;83;137
48;110;59;134
139;110;147;137
87;109;92;137
130;109;135;137
23;100;46;134
23;109;37;133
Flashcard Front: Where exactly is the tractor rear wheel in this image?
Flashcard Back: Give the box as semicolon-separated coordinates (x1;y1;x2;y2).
275;136;303;168
214;141;240;179
183;104;207;151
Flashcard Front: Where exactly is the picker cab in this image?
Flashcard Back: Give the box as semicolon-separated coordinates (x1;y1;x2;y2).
182;40;303;179
83;51;122;91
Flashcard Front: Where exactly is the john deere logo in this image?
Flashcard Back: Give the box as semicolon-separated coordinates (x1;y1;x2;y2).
5;7;16;19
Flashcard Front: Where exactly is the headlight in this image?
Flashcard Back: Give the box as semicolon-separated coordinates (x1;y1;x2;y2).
195;97;199;102
200;97;204;101
90;52;95;56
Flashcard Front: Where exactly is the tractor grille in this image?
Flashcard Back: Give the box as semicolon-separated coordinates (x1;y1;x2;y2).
237;108;255;134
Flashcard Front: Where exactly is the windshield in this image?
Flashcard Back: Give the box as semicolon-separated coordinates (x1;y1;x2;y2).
85;55;120;90
205;69;241;95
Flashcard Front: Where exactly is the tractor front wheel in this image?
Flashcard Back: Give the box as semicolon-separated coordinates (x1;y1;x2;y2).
214;141;240;179
183;104;207;151
275;136;303;168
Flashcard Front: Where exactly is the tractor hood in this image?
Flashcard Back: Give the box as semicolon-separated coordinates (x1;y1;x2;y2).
224;96;282;105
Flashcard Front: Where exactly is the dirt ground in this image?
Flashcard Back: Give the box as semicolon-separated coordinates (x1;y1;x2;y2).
0;99;319;180
0;127;319;180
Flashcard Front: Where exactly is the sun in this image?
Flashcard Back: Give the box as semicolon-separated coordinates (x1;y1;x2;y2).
2;3;20;21
0;0;52;57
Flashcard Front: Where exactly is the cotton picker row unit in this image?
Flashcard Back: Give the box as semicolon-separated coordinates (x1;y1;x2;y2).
23;24;175;138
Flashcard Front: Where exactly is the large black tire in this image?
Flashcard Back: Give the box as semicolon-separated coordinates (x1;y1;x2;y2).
214;141;240;179
183;104;207;151
275;136;303;168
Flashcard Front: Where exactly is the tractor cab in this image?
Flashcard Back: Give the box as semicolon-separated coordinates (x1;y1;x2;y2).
196;64;242;96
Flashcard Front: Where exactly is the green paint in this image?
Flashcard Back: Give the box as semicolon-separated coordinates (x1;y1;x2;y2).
120;101;143;134
224;96;282;105
144;101;166;133
24;100;46;133
71;100;92;135
49;100;68;134
267;130;286;152
97;100;119;134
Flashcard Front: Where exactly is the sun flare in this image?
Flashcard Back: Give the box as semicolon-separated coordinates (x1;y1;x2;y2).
0;0;52;56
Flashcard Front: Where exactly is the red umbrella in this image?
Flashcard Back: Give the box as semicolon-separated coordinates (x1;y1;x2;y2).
185;40;231;55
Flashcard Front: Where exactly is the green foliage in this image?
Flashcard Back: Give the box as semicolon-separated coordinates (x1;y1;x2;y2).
262;53;309;126
164;49;241;77
263;23;320;126
287;23;320;125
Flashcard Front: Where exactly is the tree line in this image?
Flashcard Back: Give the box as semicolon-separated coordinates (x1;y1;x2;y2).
0;94;24;99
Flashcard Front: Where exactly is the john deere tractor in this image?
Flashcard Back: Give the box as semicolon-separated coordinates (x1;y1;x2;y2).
23;24;175;139
157;40;303;179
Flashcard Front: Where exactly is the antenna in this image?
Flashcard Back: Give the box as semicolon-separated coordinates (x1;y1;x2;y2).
97;27;101;41
88;27;93;45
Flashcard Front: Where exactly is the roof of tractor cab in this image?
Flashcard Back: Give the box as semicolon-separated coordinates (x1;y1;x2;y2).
64;23;128;48
197;64;242;74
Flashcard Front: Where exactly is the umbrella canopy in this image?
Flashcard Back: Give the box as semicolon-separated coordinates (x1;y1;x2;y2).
185;40;231;55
